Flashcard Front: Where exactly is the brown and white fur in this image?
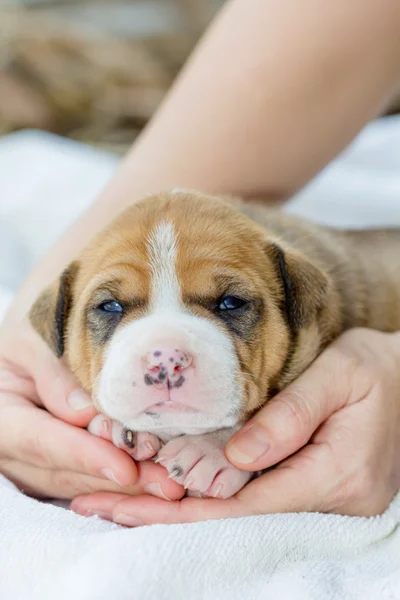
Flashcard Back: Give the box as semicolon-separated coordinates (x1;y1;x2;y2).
30;191;400;498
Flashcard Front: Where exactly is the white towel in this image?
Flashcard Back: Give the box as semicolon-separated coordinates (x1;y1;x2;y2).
0;474;399;600
0;121;400;600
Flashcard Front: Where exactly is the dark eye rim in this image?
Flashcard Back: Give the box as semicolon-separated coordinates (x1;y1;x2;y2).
95;299;124;315
216;294;249;312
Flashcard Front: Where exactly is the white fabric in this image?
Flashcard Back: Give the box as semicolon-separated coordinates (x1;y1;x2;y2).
0;120;400;599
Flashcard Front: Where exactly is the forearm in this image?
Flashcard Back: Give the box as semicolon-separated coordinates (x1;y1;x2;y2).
8;0;400;320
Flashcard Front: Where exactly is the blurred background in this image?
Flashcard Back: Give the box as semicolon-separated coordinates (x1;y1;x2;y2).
1;0;400;157
0;0;225;155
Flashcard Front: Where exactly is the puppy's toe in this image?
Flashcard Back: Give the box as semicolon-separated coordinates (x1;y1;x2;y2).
182;455;226;493
156;436;193;463
156;433;251;497
158;445;205;485
122;429;161;460
206;468;252;499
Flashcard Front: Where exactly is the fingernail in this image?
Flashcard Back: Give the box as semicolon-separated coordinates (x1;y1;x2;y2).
226;424;270;464
67;389;92;411
88;415;109;437
114;514;144;527
100;468;124;486
83;509;112;521
143;482;172;501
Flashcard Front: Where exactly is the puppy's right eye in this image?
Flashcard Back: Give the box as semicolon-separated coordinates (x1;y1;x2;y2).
97;300;123;314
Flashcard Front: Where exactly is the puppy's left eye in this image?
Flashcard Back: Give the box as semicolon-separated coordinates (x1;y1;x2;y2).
97;300;123;314
218;296;247;311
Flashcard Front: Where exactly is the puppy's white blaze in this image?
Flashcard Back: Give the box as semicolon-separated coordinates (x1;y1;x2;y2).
147;221;182;312
97;219;244;438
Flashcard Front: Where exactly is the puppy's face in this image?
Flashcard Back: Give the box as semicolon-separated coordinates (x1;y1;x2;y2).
30;192;328;437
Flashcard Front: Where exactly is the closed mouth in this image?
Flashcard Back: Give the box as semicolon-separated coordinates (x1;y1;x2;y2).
145;401;199;414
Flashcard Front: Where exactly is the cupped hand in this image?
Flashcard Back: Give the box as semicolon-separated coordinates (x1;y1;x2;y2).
71;328;400;525
0;319;183;503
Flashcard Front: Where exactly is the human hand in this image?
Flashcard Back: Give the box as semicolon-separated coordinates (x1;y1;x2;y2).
0;319;183;503
71;328;400;525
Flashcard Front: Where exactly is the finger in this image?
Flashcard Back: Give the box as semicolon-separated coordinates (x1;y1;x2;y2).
34;353;97;427
73;493;128;519
112;450;325;522
72;493;245;526
225;345;354;471
234;450;328;514
1;458;184;502
0;396;138;485
0;362;42;407
88;414;118;443
72;444;335;525
71;461;185;516
8;327;97;427
0;460;132;500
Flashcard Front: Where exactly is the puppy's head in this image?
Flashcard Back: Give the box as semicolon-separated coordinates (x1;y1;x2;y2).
30;192;328;436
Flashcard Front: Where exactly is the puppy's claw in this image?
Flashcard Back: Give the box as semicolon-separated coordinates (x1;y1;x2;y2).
183;477;194;490
168;467;182;479
145;441;155;454
213;484;223;498
122;428;135;449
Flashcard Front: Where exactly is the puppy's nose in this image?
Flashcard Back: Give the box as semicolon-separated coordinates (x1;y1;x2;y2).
144;348;193;386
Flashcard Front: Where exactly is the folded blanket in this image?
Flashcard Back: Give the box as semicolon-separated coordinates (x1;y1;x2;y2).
0;120;400;600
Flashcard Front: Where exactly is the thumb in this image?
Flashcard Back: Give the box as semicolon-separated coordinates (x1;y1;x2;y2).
35;355;97;427
22;329;97;427
225;345;351;471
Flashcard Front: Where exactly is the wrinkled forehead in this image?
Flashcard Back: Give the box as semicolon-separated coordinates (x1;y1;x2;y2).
77;194;269;300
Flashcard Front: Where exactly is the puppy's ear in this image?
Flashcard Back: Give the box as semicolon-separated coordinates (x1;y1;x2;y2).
29;261;79;358
268;243;328;330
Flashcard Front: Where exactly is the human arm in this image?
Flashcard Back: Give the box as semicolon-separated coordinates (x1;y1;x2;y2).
8;0;400;318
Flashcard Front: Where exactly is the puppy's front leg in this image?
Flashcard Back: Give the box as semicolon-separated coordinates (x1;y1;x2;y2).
156;428;252;499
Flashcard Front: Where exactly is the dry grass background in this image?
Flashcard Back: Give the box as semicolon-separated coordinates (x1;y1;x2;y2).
0;0;398;155
0;0;223;152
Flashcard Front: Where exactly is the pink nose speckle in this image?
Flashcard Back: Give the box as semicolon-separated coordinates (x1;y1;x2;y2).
143;348;193;388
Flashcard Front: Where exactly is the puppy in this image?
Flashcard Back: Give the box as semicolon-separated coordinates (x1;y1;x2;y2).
29;191;400;498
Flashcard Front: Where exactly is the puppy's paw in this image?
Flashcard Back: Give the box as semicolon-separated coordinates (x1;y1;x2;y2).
156;431;251;498
88;415;160;460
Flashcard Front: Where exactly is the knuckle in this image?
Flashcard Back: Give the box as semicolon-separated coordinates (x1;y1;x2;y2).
49;470;93;498
336;466;377;511
49;470;77;496
350;469;376;502
324;342;363;381
70;451;92;476
271;387;316;442
326;339;387;402
20;432;48;466
356;358;381;383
